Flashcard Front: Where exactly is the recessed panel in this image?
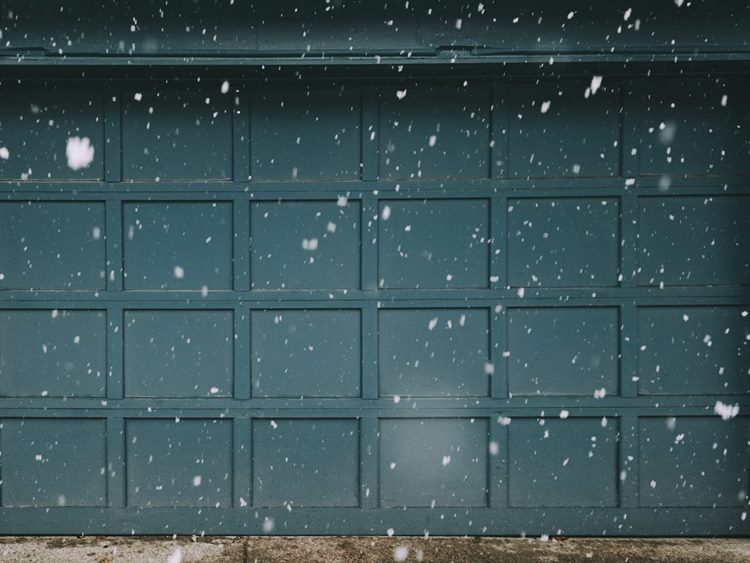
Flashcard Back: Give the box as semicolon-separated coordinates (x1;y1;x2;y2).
508;198;620;288
250;200;360;290
379;418;488;507
251;309;360;398
639;80;750;176
251;90;360;179
380;87;491;179
509;84;621;177
638;307;750;395
638;196;750;287
0;202;106;290
379;309;489;397
122;90;232;180
509;418;619;507
507;308;619;396
0;310;106;397
124;310;233;398
378;199;489;289
0;419;106;507
123;202;233;290
126;419;233;507
639;417;750;507
252;419;359;507
0;90;104;180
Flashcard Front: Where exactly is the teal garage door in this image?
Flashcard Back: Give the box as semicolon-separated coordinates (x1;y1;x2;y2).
0;73;748;536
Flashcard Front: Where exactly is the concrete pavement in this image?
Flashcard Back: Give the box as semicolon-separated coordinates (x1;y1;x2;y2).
0;536;749;562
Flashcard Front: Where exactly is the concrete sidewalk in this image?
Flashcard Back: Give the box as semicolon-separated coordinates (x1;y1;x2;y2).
1;536;749;562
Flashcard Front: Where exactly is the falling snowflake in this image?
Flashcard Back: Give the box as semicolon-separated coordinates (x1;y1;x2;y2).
66;137;95;170
302;238;319;251
714;401;740;420
394;546;409;562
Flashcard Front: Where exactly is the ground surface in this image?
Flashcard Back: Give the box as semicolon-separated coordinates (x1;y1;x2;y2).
1;536;749;562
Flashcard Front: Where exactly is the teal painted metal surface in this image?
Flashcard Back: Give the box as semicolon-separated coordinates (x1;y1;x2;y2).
0;69;747;537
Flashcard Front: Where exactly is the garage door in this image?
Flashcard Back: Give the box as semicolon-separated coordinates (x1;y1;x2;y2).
0;75;748;536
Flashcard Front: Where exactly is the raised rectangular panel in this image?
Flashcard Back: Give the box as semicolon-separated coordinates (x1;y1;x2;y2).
639;80;750;176
0;202;106;290
251;309;360;398
507;307;619;396
379;418;488;507
0;310;106;397
0;419;106;507
126;419;233;507
379;309;489;397
378;199;490;289
252;419;359;507
250;200;361;290
638;307;750;395
509;84;621;178
639;417;750;507
123;202;233;290
0;89;104;180
638;195;750;287
508;197;620;288
122;90;232;180
124;310;233;398
509;418;619;507
251;90;360;179
379;87;491;179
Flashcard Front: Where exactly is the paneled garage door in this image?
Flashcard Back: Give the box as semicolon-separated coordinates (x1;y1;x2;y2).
0;75;748;536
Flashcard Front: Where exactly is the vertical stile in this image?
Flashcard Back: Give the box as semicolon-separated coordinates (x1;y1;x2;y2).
233;197;251;292
104;86;122;183
361;88;380;182
490;194;507;291
359;416;380;510
490;83;509;180
233;417;253;508
105;199;124;292
360;302;379;401
232;89;251;182
106;416;126;509
618;414;640;509
488;417;509;510
490;303;508;399
361;192;379;292
234;304;252;400
106;304;124;400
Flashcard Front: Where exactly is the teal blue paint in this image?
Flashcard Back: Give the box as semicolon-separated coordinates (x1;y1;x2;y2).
0;67;747;536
